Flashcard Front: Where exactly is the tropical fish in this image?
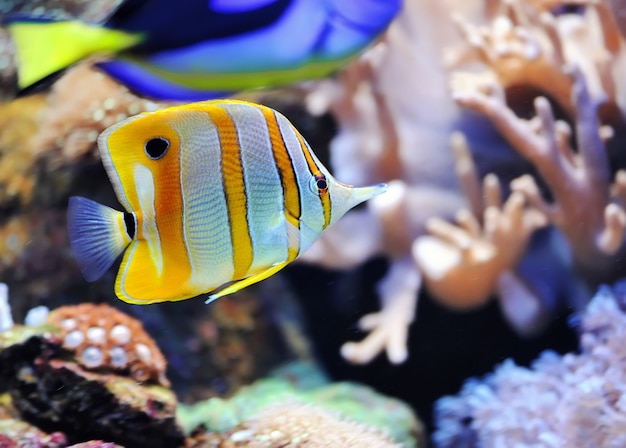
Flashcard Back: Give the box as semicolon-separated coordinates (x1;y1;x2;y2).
6;0;402;100
67;99;387;304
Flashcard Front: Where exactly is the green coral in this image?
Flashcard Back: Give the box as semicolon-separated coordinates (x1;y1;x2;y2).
178;361;420;447
0;324;59;349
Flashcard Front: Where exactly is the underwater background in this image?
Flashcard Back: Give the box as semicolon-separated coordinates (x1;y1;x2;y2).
2;0;626;446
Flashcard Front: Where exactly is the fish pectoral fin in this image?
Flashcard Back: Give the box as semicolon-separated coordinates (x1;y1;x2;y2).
204;261;290;304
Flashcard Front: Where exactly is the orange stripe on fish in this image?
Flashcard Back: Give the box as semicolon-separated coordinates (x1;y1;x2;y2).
101;116;194;302
296;132;332;229
262;107;301;261
211;105;254;280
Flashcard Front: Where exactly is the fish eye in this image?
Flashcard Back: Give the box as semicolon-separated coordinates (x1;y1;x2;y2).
145;137;169;160
310;175;328;194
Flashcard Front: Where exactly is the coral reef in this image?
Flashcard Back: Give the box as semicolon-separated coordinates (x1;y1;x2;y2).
33;63;167;168
0;417;67;448
432;281;626;447
47;303;169;385
186;401;403;448
451;2;626;281
0;282;12;331
299;0;626;366
7;1;626;445
303;0;469;365
413;132;551;335
178;361;424;447
0;308;184;447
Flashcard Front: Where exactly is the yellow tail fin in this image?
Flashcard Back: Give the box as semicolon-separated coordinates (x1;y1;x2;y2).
7;20;143;89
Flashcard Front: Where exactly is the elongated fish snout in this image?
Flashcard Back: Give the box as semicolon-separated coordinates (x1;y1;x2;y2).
330;181;387;225
350;182;388;205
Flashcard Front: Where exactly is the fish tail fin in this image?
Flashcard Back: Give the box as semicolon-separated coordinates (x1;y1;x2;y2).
67;196;132;282
5;17;143;89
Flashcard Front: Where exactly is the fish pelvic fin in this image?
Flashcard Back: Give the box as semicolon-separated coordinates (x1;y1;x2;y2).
6;18;143;89
67;196;132;282
205;261;290;305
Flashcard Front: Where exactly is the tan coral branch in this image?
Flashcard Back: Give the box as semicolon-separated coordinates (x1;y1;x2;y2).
341;256;421;365
456;66;626;276
413;133;547;310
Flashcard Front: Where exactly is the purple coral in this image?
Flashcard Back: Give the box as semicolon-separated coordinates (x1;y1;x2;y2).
433;281;626;447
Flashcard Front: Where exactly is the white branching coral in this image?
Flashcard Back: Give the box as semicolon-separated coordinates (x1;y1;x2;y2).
413;132;550;335
301;0;626;365
303;0;470;364
0;283;12;332
433;281;626;448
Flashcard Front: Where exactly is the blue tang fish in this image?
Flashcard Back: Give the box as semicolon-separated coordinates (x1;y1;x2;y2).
6;0;402;100
67;100;387;304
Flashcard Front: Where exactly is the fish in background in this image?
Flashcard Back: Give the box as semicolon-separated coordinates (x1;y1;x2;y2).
66;99;387;304
5;0;402;100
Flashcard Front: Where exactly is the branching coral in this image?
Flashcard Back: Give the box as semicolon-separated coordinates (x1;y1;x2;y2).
413;132;550;335
433;281;626;447
0;283;12;331
450;0;626;124
303;0;471;365
303;0;583;365
299;0;626;367
453;63;626;281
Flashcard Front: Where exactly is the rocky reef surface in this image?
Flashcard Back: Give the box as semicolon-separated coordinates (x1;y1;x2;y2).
0;297;422;447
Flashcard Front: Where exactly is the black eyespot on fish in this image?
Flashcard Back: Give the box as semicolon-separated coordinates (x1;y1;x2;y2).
316;178;328;191
551;4;584;16
145;137;169;159
124;212;136;239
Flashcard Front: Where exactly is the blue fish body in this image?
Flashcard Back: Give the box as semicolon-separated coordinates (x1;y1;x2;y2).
7;0;401;100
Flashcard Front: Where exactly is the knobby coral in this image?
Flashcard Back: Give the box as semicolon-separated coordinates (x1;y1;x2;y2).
0;294;184;447
433;281;626;447
47;303;169;386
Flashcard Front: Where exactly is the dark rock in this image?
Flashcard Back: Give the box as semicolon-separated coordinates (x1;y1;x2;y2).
0;326;185;448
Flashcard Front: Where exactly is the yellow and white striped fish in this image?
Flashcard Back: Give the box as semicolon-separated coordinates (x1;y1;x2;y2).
67;99;386;305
